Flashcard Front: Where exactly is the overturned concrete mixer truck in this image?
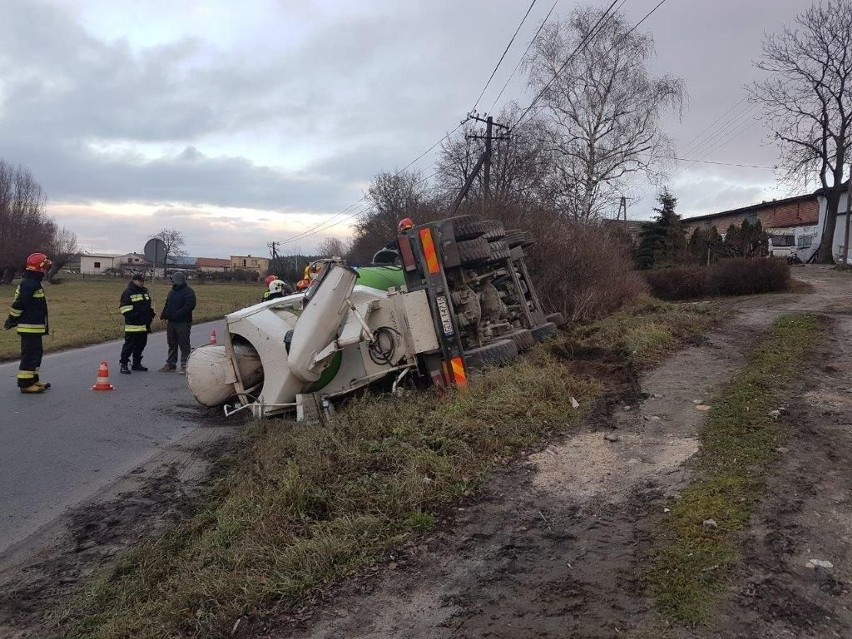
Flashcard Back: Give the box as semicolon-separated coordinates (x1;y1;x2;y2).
185;215;564;420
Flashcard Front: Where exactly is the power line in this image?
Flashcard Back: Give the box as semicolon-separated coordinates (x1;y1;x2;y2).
671;156;774;169
472;0;539;112
513;0;627;129
489;0;558;113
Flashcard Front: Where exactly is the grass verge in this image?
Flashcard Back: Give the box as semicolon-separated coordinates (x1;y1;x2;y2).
647;313;824;624
57;298;723;638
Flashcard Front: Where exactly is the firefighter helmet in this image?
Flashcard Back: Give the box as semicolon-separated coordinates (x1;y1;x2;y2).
397;217;414;233
268;279;287;295
25;252;52;273
264;274;277;286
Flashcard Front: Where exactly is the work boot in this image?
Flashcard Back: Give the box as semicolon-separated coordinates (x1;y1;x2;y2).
131;363;148;372
120;363;131;375
20;384;46;394
34;381;51;389
159;364;176;372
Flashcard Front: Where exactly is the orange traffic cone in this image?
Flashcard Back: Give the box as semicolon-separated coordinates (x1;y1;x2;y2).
92;361;115;391
209;329;218;345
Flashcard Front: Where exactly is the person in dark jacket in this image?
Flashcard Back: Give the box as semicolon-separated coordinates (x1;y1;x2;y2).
159;272;196;373
4;252;52;394
118;271;155;374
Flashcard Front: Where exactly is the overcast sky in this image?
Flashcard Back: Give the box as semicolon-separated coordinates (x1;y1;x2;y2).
0;0;811;258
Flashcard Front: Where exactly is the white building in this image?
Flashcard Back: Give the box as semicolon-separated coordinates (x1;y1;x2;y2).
80;252;149;275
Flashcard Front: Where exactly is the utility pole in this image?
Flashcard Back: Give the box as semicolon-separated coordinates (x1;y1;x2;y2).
268;241;279;275
616;196;628;221
461;113;509;214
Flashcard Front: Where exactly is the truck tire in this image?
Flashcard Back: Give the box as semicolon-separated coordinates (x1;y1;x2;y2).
504;328;535;351
531;322;558;342
546;312;566;327
486;240;511;263
447;215;485;241
457;237;492;266
481;219;506;241
464;339;519;370
504;229;526;248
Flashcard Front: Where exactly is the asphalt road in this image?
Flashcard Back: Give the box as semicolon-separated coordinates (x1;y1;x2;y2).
0;319;225;556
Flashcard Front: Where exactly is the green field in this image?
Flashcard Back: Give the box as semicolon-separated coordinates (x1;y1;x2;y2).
0;276;263;362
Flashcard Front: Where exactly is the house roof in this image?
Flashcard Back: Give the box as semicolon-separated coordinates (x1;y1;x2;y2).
196;257;231;268
682;193;818;224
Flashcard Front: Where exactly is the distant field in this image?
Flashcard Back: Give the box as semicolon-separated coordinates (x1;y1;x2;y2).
0;275;263;361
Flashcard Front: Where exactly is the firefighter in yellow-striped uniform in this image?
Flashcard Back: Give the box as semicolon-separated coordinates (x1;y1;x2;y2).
118;271;156;374
3;252;52;394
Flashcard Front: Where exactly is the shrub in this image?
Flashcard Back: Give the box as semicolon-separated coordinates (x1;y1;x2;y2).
644;266;707;300
480;203;648;322
644;258;790;300
709;257;790;296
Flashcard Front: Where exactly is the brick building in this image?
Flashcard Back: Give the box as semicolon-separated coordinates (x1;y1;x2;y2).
681;194;819;237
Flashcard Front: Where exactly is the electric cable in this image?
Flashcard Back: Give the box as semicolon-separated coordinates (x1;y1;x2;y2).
472;0;539;112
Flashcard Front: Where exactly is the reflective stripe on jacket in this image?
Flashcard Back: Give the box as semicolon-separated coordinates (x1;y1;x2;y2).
119;283;154;332
7;272;48;335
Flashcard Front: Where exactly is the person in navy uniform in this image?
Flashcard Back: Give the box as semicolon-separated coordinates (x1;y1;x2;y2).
118;271;155;374
4;252;52;394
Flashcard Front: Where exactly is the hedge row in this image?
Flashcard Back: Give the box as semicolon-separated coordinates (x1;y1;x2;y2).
644;258;791;301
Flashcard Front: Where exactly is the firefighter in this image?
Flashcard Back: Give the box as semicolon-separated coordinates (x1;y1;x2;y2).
262;275;292;301
4;252;52;394
266;279;289;300
118;271;155;374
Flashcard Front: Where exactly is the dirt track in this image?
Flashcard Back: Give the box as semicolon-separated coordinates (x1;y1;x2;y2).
2;266;851;638
257;266;852;639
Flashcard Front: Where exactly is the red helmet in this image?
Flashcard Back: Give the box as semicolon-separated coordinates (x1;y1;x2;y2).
264;274;277;286
397;217;414;233
26;252;52;273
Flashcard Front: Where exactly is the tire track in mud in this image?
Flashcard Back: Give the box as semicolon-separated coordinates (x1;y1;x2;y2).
261;314;770;639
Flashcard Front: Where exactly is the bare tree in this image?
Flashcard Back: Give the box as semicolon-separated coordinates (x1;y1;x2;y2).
45;226;79;282
749;0;852;262
348;170;435;264
316;236;350;258
525;7;684;220
155;228;187;268
0;160;54;283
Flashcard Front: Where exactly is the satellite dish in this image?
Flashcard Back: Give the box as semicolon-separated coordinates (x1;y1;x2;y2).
144;238;166;263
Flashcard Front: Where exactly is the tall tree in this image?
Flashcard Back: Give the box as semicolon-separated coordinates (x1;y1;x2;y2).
749;0;852;262
348;170;434;264
635;188;686;269
0;160;53;283
155;228;187;268
46;226;79;282
526;7;684;220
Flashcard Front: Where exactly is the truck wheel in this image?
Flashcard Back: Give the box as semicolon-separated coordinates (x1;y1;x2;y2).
546;312;566;327
447;215;485;241
457;237;492;265
504;229;526;248
505;328;536;351
531;322;558;342
464;339;519;369
481;219;506;241
487;240;511;263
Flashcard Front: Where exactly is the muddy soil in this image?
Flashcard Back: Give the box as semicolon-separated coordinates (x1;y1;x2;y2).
250;266;852;639
0;425;242;639
4;266;852;639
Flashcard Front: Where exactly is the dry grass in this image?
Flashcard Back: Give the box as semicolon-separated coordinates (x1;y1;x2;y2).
0;276;262;361
60;348;601;638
